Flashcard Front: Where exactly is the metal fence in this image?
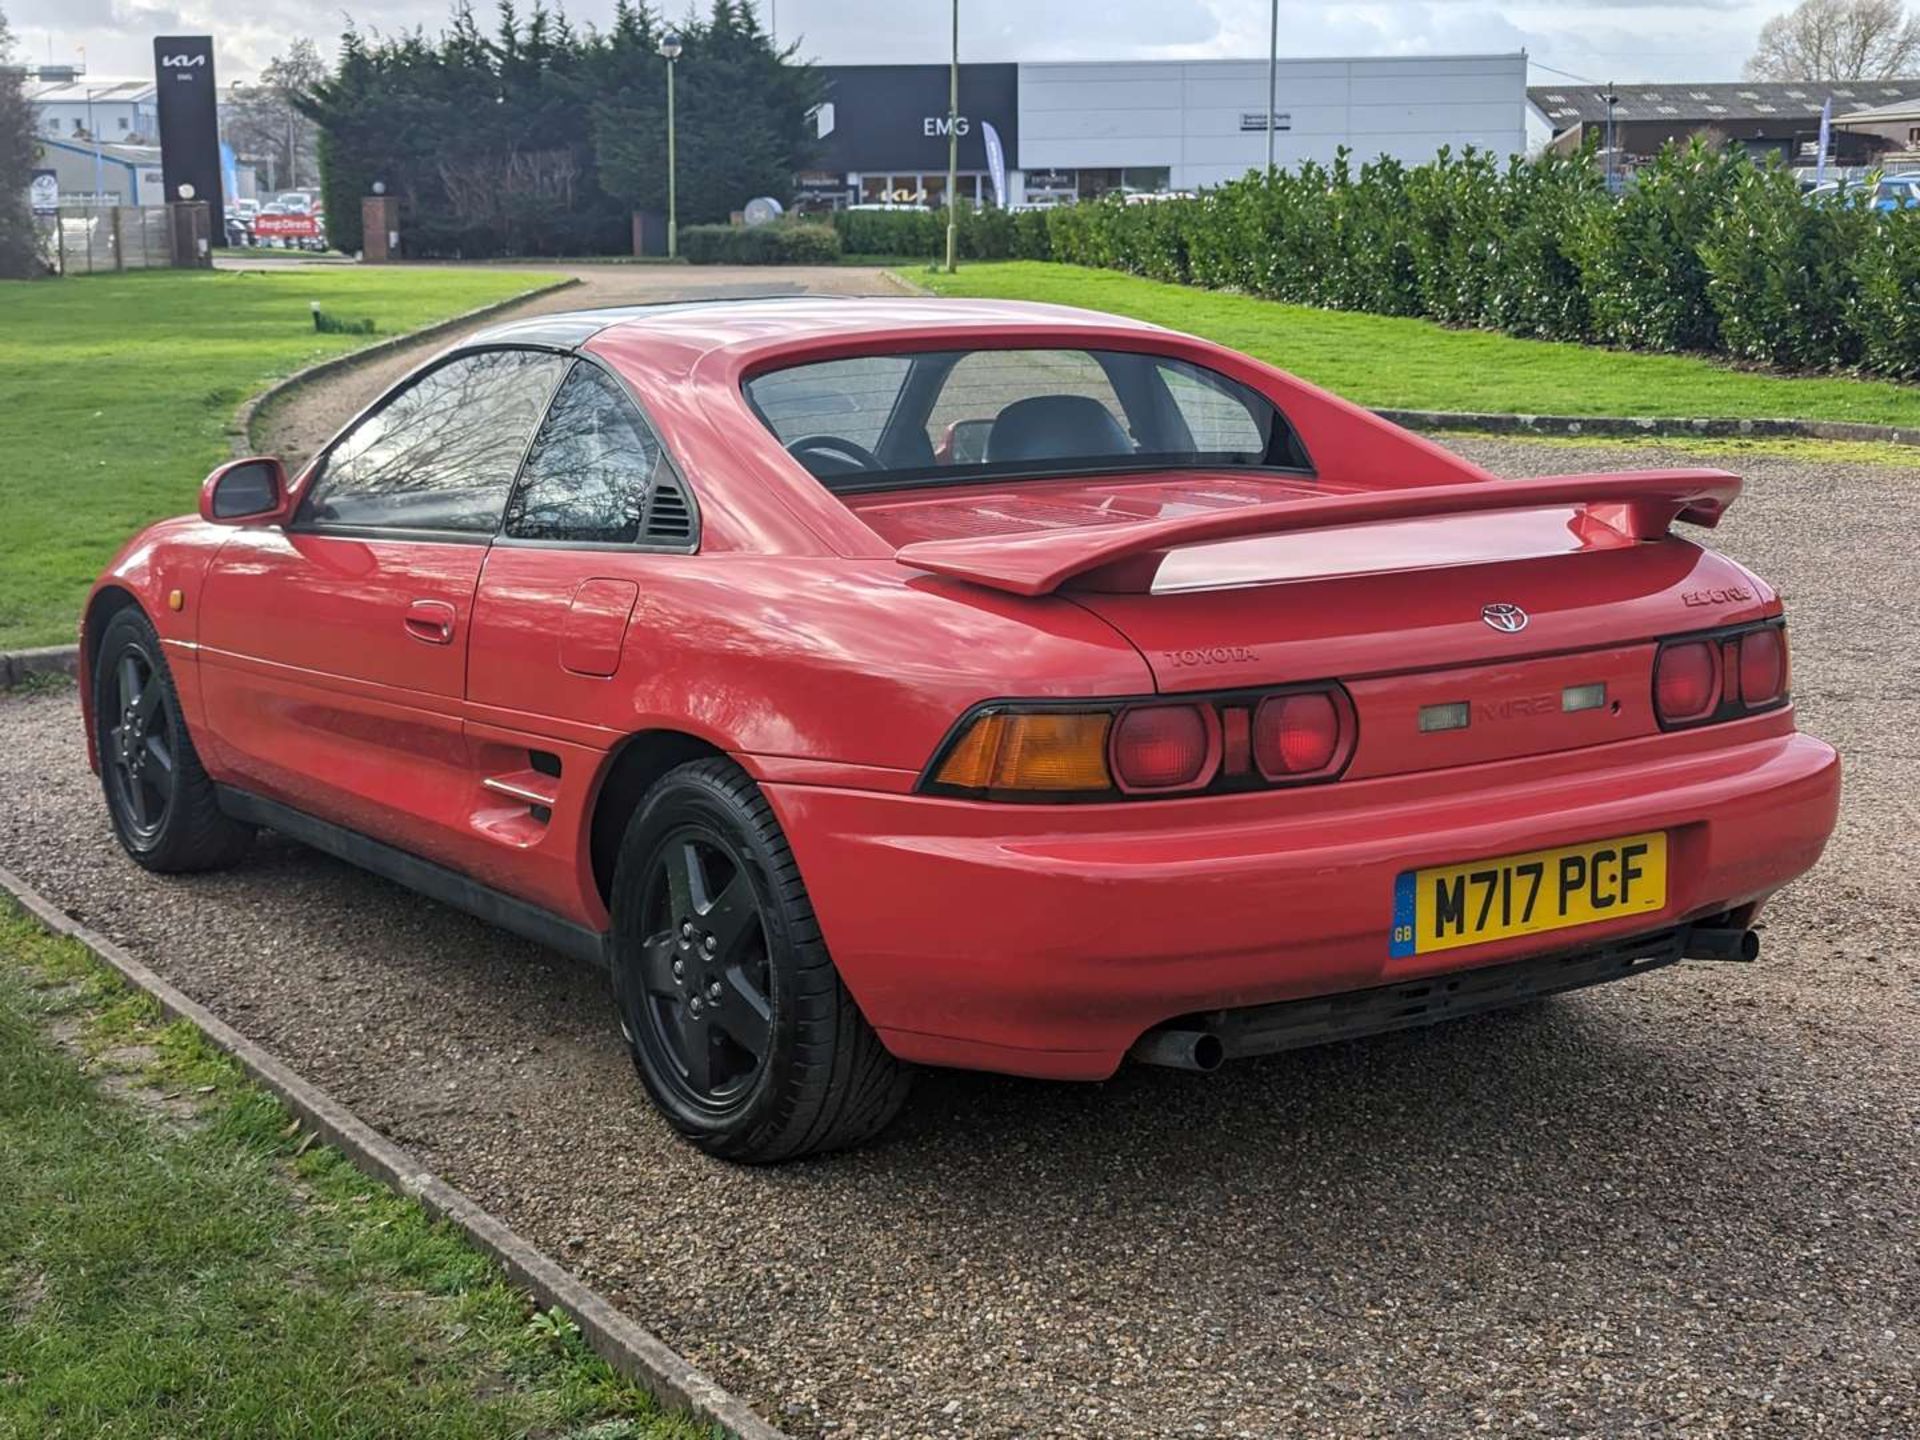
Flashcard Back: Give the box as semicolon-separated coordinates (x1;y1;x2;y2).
35;206;176;275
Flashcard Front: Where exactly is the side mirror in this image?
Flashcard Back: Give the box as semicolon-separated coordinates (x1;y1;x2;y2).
200;456;290;525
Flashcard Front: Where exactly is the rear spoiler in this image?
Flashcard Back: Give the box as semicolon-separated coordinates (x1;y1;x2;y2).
894;469;1741;597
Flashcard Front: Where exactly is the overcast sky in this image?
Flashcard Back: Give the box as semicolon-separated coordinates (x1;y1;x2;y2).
6;0;1793;88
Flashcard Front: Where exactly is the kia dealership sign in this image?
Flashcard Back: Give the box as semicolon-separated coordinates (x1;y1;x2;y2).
153;35;224;241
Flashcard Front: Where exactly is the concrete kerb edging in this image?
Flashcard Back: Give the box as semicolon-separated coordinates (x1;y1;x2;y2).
1374;406;1920;447
0;646;81;689
228;274;584;457
0;865;791;1440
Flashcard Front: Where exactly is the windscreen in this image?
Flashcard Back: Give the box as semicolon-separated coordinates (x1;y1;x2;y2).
744;347;1308;489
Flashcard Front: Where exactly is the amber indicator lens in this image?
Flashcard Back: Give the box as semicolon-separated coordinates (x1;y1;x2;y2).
933;711;1113;793
1418;701;1470;733
1654;641;1718;722
1112;705;1212;790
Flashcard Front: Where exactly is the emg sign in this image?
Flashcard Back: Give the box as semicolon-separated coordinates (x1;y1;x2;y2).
922;115;971;137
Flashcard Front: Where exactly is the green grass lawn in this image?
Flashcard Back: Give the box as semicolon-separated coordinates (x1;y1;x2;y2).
917;261;1920;430
0;902;699;1440
0;267;559;651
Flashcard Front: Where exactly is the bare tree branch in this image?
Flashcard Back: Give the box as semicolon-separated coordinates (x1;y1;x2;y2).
1747;0;1920;80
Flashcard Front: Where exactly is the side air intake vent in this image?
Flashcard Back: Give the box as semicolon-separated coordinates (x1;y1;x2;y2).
640;478;695;546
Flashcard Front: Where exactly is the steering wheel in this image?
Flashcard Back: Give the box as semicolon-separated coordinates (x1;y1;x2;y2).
787;434;884;477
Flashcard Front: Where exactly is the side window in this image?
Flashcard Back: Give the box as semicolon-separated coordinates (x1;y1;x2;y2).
301;349;568;534
504;364;668;544
1156;360;1268;454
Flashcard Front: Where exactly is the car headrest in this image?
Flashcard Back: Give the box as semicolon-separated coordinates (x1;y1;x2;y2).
985;395;1132;464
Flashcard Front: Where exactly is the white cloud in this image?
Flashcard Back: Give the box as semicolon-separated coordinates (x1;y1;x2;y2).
3;0;1793;86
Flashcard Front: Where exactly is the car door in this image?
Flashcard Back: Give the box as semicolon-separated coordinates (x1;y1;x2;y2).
462;359;698;916
198;346;571;862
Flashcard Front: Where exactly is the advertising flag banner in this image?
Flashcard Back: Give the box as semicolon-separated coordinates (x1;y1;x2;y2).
1816;96;1832;185
983;121;1007;208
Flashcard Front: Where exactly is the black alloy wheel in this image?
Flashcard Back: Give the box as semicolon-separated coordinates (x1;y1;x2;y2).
610;758;911;1162
92;605;252;873
632;825;775;1109
103;642;175;844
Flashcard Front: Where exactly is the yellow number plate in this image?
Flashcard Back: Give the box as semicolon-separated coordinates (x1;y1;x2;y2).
1389;831;1667;957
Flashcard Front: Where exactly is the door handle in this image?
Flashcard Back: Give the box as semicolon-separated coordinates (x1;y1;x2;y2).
403;599;457;645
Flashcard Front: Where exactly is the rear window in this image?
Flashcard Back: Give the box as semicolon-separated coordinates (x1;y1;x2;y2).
743;346;1307;489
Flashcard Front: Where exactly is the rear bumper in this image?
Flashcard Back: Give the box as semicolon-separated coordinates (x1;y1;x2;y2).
765;715;1840;1080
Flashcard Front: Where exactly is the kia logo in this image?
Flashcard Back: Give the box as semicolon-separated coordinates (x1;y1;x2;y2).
1481;602;1529;634
161;54;205;67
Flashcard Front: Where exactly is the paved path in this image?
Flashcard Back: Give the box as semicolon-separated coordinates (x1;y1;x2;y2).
253;263;911;469
5;271;1916;1436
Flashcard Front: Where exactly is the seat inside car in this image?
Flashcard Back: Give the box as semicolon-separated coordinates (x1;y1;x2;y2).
985;395;1133;463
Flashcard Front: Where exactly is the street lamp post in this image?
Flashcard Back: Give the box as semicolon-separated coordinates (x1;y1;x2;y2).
659;31;683;260
86;85;104;204
1265;0;1278;177
1603;83;1619;193
944;0;958;274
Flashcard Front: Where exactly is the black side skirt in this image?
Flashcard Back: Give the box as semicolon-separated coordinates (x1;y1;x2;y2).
215;785;609;972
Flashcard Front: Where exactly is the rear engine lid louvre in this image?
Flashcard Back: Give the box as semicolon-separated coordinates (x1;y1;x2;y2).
893;469;1740;597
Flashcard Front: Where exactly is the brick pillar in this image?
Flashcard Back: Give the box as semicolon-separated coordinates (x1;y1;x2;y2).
361;195;400;262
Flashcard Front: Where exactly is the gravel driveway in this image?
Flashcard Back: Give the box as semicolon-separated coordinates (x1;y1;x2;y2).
6;355;1916;1434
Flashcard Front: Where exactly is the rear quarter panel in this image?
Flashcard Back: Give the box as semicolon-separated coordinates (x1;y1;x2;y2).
467;550;1155;776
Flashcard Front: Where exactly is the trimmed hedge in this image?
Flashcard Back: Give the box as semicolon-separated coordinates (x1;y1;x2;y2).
832;203;1051;260
679;221;842;264
893;140;1920;381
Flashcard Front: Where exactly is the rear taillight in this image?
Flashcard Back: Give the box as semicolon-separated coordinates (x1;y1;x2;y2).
1654;621;1789;728
1253;691;1343;777
1654;640;1719;722
924;683;1356;802
1111;705;1214;791
1738;625;1787;706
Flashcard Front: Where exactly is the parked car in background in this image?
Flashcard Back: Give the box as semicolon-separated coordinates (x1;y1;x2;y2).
223;204;255;248
1808;174;1920;211
80;297;1841;1162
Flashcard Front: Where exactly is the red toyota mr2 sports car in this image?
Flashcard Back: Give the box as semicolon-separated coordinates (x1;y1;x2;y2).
82;297;1840;1161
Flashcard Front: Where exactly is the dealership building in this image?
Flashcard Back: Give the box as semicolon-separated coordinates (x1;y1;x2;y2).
804;53;1530;208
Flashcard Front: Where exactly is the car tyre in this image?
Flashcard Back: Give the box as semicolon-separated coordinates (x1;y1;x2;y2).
610;757;912;1162
92;606;253;873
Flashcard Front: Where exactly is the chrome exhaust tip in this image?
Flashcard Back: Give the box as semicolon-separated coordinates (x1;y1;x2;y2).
1129;1027;1226;1073
1683;926;1760;963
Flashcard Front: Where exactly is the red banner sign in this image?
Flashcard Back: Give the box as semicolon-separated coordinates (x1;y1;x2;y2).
253;213;321;238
